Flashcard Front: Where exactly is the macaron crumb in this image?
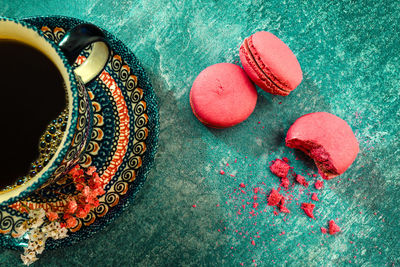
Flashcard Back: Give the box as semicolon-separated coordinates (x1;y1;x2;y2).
269;159;290;178
315;180;324;190
328;220;341;235
267;188;283;206
301;203;315;219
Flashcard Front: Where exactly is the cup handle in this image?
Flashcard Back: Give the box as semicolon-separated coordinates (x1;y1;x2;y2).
58;23;110;84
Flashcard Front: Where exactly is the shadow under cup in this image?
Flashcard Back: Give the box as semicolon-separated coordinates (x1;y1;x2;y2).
0;18;97;206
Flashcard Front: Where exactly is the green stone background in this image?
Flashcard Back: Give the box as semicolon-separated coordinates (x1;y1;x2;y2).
0;0;399;266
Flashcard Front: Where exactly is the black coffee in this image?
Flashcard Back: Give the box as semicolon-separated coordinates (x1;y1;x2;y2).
0;40;66;189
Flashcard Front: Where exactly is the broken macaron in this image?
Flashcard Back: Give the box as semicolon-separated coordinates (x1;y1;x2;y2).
286;112;359;180
239;31;303;96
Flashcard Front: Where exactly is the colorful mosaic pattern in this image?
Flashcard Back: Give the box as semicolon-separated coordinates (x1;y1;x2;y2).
0;16;159;250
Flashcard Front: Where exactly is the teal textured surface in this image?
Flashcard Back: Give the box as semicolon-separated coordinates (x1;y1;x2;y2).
0;0;399;266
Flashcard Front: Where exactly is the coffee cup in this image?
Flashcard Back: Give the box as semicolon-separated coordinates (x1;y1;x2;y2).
0;17;110;205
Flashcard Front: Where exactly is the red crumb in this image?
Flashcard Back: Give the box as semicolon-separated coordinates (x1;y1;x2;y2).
280;205;290;213
329;220;341;235
301;203;315;219
296;174;309;187
253;187;260;194
320;227;327;234
267;189;283;206
239;183;246;188
269;159;290;179
279;197;290;213
253;203;259;209
220;170;225;175
251;240;256;246
282;157;289;163
314;180;324;190
280;177;290;190
192;204;197;208
311;193;319;201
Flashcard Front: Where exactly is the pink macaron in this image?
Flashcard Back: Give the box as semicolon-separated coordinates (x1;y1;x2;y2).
239;31;303;96
286;112;359;180
190;63;257;128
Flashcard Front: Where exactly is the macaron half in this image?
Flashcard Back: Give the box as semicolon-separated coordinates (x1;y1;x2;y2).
239;31;303;96
190;63;257;128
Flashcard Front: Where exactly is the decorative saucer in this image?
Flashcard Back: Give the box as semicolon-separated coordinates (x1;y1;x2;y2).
0;15;159;250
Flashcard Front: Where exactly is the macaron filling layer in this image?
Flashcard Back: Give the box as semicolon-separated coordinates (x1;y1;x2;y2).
286;138;339;180
242;38;291;95
246;36;291;91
